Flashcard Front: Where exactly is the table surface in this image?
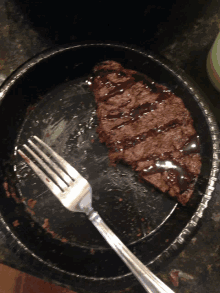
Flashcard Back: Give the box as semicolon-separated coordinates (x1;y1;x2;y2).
0;0;220;292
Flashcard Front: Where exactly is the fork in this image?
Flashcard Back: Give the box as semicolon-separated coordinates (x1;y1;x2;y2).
18;136;174;293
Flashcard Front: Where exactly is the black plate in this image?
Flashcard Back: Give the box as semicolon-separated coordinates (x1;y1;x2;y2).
0;44;219;292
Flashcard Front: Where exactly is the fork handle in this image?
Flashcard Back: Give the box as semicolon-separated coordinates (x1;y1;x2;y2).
89;211;174;293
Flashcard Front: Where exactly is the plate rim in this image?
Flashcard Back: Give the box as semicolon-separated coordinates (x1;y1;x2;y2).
0;42;219;286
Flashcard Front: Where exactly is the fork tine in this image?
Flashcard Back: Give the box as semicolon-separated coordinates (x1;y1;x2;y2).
23;144;68;191
33;136;81;179
28;139;72;185
17;150;62;196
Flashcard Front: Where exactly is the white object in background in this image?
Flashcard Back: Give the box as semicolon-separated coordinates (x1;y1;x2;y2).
207;32;220;92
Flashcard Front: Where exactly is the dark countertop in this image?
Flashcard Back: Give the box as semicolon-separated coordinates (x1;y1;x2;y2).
0;0;220;292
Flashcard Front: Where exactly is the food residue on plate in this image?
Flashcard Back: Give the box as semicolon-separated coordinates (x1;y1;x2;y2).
61;238;68;243
90;248;95;255
42;218;57;238
3;180;24;203
3;181;10;198
26;207;35;216
26;105;36;116
13;220;20;227
42;218;68;242
27;199;37;209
